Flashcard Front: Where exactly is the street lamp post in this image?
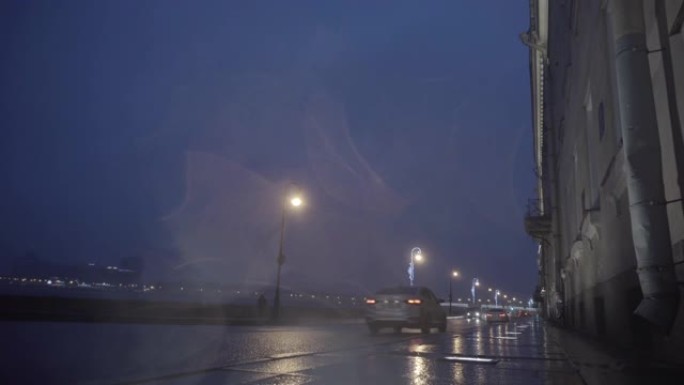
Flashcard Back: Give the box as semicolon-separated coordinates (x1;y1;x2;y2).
471;278;479;304
449;270;459;315
272;194;303;322
495;290;500;307
408;247;423;286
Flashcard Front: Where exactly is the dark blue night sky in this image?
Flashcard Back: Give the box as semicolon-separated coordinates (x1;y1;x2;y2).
1;1;536;299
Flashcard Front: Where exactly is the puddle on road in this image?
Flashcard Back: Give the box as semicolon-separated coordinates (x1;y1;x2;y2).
270;352;314;359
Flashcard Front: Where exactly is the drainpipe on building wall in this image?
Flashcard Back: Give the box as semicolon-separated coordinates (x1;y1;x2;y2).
655;1;684;224
610;0;680;333
549;114;565;324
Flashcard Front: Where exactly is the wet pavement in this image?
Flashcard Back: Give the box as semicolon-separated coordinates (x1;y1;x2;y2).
117;317;582;385
4;316;655;384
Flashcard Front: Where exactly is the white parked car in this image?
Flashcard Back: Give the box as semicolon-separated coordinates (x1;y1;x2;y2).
365;286;447;334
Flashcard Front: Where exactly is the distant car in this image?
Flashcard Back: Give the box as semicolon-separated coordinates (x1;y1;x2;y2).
510;309;529;319
482;307;509;322
465;307;481;321
365;286;447;334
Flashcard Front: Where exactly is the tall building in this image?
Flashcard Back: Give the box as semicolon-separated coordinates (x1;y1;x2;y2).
524;0;684;363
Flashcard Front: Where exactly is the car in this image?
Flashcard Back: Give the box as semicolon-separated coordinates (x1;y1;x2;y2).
482;307;510;322
365;286;447;334
465;306;481;321
510;309;529;319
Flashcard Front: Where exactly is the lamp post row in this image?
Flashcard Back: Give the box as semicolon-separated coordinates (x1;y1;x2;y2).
271;188;533;322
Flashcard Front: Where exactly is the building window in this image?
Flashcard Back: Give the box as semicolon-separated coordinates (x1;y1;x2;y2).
598;102;605;140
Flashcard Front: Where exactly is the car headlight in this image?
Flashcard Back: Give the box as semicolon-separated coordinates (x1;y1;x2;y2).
467;312;470;316
475;312;480;317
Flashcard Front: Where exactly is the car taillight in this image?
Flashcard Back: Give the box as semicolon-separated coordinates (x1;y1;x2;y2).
365;298;376;305
406;298;422;305
500;313;506;317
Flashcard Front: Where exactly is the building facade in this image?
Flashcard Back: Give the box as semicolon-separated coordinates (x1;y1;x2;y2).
524;0;684;363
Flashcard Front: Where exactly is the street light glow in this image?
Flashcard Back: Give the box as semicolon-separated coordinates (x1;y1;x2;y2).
408;247;423;286
452;271;459;277
290;196;303;207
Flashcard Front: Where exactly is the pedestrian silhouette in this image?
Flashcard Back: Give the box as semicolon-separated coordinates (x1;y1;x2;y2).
257;294;268;318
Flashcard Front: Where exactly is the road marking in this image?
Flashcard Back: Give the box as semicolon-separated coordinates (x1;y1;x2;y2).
442;356;499;364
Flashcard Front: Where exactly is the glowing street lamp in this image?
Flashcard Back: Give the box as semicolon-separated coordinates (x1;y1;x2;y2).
272;191;305;321
495;290;501;306
449;270;460;315
471;278;480;304
408;247;424;286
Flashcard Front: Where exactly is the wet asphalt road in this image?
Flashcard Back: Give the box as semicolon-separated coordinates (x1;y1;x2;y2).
1;316;585;384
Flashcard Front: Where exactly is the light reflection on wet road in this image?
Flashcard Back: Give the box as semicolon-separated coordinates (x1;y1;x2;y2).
1;317;585;384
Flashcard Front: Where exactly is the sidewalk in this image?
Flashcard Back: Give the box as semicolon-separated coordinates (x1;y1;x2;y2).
546;323;684;385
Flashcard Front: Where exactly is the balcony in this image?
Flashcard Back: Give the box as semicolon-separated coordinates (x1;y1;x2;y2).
524;198;551;239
